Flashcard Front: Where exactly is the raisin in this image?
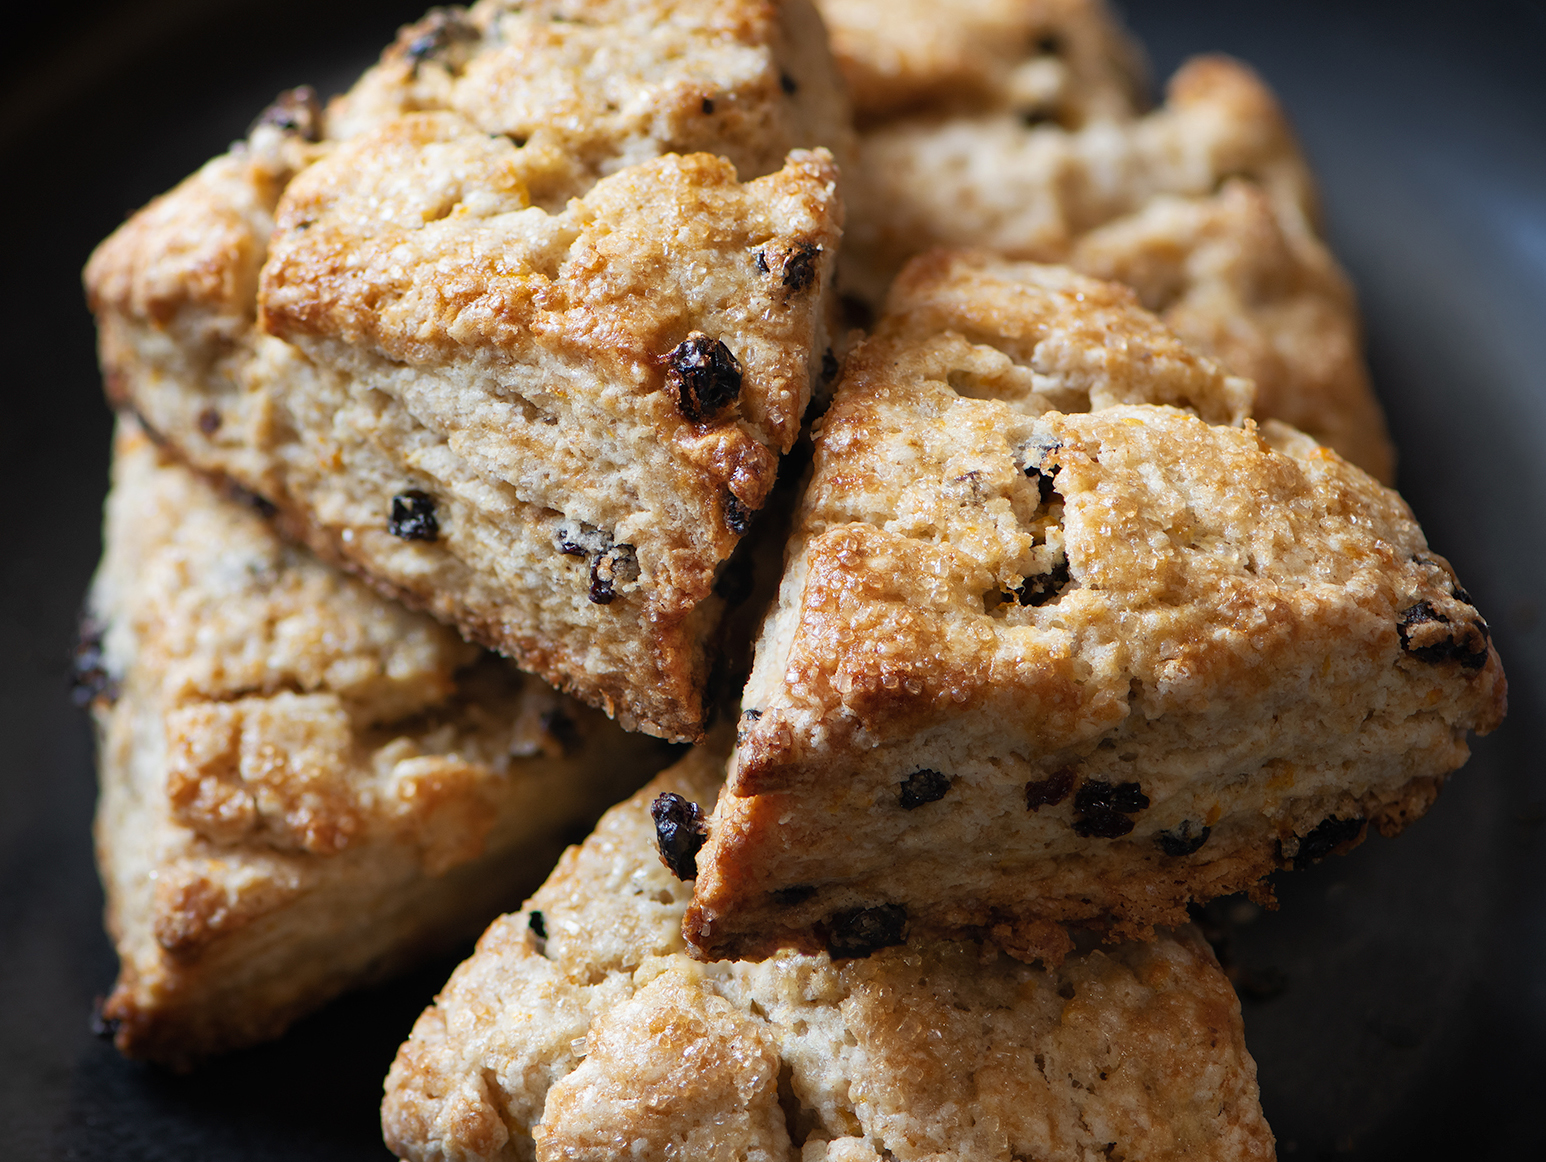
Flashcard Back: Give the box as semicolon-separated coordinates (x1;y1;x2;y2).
1025;767;1075;810
527;910;548;957
70;616;117;709
651;792;708;880
898;769;950;809
821;348;839;385
1157;820;1212;857
665;333;742;423
1075;780;1150;815
90;997;120;1042
389;490;439;541
780;71;799;95
701;97;716;114
755;250;770;274
742;708;763;721
197;407;221;435
1073;780;1147;838
826;904;907;960
250;86;322;141
556;520;610;558
772;884;816;905
1396;601;1489;669
539;708;580;756
782;243;820;293
588;544;638;604
1452;584;1475;606
1073;810;1135;839
724;492;753;535
1289;815;1365;869
1014;559;1070;607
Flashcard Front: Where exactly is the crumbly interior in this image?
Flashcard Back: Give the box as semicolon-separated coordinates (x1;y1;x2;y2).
383;746;1274;1162
685;257;1505;964
84;0;854;740
90;423;669;1065
818;0;1394;480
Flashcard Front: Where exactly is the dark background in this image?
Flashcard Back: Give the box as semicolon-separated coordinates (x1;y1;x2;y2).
2;1;1543;1157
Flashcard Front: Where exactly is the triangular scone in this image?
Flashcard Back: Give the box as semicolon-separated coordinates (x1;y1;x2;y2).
85;0;852;741
683;254;1505;965
817;0;1395;481
84;422;670;1067
383;743;1274;1162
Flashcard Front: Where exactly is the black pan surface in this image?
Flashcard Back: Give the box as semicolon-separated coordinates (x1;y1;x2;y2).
2;1;1542;1157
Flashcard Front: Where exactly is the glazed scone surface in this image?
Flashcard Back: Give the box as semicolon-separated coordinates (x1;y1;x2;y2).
89;422;668;1065
382;745;1274;1162
684;256;1505;964
85;0;853;740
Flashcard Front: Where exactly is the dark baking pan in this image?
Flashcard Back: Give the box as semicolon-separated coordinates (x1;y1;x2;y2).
1;0;1542;1157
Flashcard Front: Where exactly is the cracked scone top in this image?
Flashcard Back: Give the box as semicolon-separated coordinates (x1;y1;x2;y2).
84;0;853;741
86;422;669;1066
816;0;1396;481
683;252;1506;965
382;743;1274;1162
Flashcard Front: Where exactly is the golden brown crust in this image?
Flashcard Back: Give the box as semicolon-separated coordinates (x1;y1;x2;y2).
683;261;1504;964
820;9;1396;480
382;747;1274;1162
816;0;1148;127
90;422;670;1065
85;0;853;742
1071;178;1394;482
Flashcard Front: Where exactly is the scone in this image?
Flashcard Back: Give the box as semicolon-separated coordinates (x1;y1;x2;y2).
84;421;671;1066
382;743;1275;1162
818;0;1395;480
84;0;853;741
683;253;1506;965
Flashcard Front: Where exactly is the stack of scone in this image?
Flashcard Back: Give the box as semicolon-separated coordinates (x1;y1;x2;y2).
81;0;1505;1156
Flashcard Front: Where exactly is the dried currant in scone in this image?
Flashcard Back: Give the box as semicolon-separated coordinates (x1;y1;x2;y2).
1396;601;1489;670
1072;779;1149;838
781;242;820;294
825;904;908;960
1286;815;1366;870
1157;820;1212;857
652;792;709;880
389;490;439;542
70;615;117;708
251;85;323;141
589;544;639;605
665;333;742;423
898;768;950;809
723;492;753;536
1025;767;1075;811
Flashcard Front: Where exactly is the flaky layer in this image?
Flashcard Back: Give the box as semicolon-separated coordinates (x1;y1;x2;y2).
89;424;668;1065
685;262;1503;963
383;746;1273;1162
85;0;853;740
